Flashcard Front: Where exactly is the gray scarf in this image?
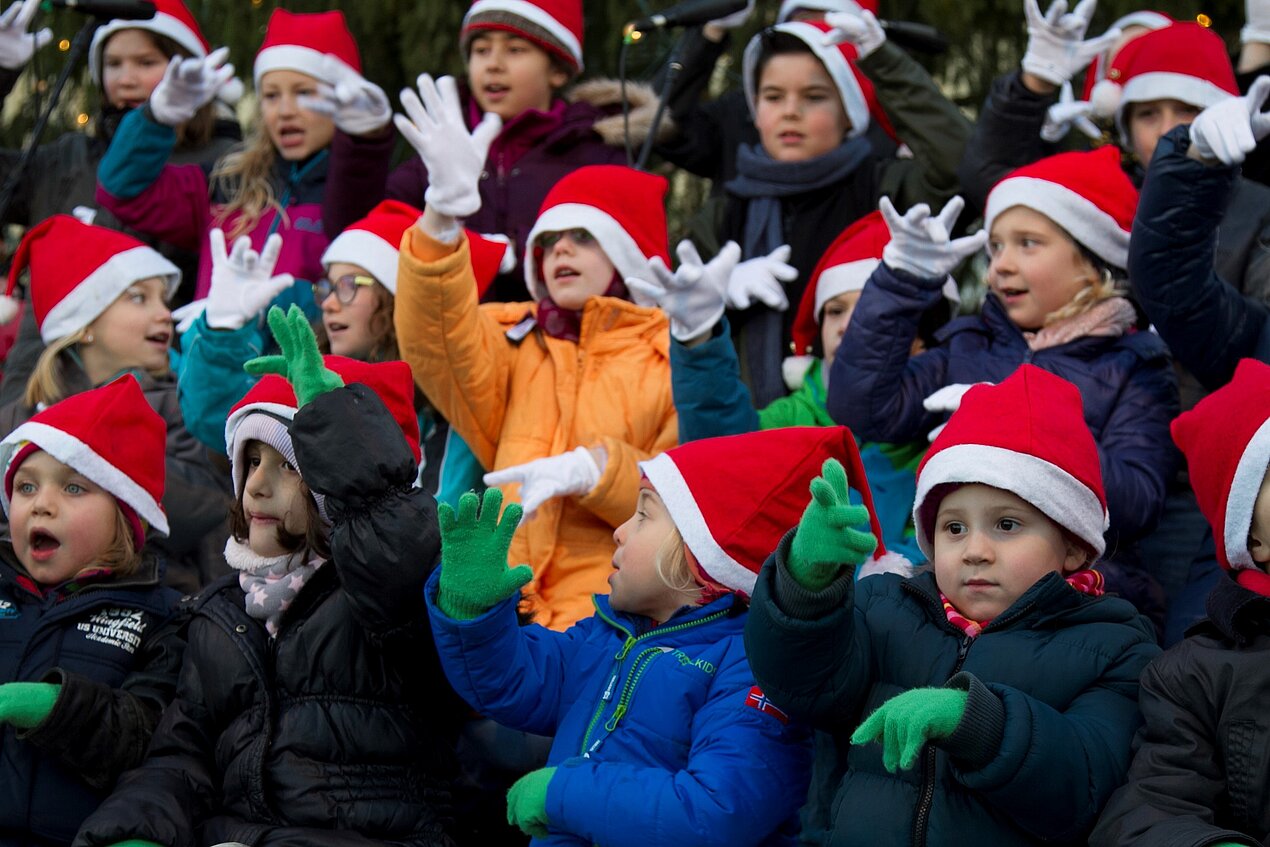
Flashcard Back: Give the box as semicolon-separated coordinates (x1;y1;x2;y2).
225;537;326;637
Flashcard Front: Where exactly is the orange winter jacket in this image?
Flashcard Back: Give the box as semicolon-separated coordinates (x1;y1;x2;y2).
395;228;678;631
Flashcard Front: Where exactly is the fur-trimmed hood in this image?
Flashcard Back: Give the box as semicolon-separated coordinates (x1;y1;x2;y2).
568;78;676;147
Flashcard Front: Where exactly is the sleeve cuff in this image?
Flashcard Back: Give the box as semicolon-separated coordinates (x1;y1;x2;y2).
938;671;1005;771
771;532;854;619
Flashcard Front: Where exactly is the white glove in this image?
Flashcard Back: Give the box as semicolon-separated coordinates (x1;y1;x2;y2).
822;9;887;59
1041;81;1101;142
297;56;391;136
708;0;754;29
0;0;49;71
1189;77;1270;166
171;299;207;336
205;229;295;330
1244;0;1270;44
148;46;235;127
395;74;502;219
922;382;990;441
1021;0;1120;87
626;240;742;341
726;244;796;311
483;446;604;517
879;195;988;281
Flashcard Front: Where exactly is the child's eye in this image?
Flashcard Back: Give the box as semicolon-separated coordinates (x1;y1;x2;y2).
943;521;965;536
280;460;298;473
65;483;85;495
998;518;1020;532
1020;238;1039;249
15;481;35;496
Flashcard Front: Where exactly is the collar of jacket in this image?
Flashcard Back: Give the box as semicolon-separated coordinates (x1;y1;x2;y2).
1194;571;1270;645
527;295;669;351
591;591;744;639
0;547;165;600
938;292;1142;358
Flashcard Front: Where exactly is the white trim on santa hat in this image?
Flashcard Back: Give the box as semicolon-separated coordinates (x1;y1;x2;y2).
0;421;169;536
526;203;648;301
254;44;353;87
1223;417;1270;571
913;443;1108;558
640;451;758;596
465;0;583;69
89;12;208;84
742;22;870;138
814;258;878;317
321;230;399;294
777;0;862;22
1119;71;1234;119
40;246;180;344
985;176;1129;270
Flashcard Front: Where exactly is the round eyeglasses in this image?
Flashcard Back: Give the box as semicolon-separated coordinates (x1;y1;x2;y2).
312;274;377;305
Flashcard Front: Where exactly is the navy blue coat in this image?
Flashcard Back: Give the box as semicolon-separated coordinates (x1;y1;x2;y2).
829;262;1179;548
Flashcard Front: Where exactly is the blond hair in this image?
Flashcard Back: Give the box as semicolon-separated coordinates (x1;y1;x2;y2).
654;524;698;595
25;331;85;408
96;505;144;576
1043;265;1124;327
211;124;286;241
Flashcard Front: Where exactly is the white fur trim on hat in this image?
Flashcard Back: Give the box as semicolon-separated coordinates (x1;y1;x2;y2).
742;21;870;138
525;204;648;301
640;451;757;596
984;177;1129;270
913;443;1108;558
40;246;180;344
815;258;878;317
465;0;583;68
0;422;169;536
89;13;207;84
321;230;399;294
777;0;862;22
254;44;353;87
1223;417;1270;571
1116;71;1235;138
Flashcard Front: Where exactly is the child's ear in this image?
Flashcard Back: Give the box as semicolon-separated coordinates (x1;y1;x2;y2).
1062;538;1090;574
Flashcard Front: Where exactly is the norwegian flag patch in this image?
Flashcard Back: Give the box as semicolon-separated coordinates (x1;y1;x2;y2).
745;686;789;723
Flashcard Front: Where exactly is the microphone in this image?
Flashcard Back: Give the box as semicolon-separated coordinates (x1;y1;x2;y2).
47;0;156;19
878;20;949;55
629;0;748;33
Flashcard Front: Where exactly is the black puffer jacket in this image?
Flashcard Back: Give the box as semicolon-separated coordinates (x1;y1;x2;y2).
1090;573;1270;847
74;385;465;847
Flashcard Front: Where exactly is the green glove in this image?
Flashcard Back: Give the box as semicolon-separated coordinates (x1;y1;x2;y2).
787;458;878;591
0;682;59;729
851;687;968;772
437;488;533;620
105;841;165;847
506;766;556;839
244;305;344;408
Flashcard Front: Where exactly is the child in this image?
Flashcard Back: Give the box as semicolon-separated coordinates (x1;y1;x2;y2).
1090;357;1270;845
833;150;1179;600
0;215;225;593
426;426;901;844
393;75;679;631
746;366;1161;845
75;307;466;846
0;376;184;845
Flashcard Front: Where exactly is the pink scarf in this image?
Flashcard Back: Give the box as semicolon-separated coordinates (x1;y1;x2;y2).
1023;296;1136;352
940;570;1105;637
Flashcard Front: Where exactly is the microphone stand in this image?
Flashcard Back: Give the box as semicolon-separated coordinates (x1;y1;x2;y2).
0;17;100;227
634;31;686;172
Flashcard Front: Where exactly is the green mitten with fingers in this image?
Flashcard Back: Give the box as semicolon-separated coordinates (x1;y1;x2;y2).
851;687;968;772
0;682;59;729
437;488;533;620
244;305;344;408
105;841;165;847
787;458;878;591
506;766;556;839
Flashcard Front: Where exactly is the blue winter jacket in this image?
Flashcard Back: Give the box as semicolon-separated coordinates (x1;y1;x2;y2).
829;263;1179;549
426;576;813;847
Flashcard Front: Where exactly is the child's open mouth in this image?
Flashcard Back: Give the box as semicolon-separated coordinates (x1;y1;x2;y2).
146;330;171;348
553;267;580;281
28;529;60;561
278;126;306;148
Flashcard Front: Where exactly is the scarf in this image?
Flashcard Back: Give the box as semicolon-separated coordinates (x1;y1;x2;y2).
1236;567;1270;597
726;138;872;258
940;569;1105;638
225;537;326;637
1023;296;1136;352
534;275;631;342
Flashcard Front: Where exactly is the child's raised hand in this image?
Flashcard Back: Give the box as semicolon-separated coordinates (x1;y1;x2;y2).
0;681;59;729
1021;0;1119;87
437;488;533;620
482;447;604;517
505;766;557;838
244;305;344;408
205;229;295;330
851;687;968;772
787;458;878;591
822;9;886;59
395;74;502;219
879;195;987;282
725;244;797;312
0;0;51;71
298;56;392;136
1040;81;1101;143
149;46;236;127
1189;76;1270;166
627;240;742;341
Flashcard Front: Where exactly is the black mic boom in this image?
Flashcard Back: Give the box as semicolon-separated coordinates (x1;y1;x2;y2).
630;0;748;33
47;0;156;19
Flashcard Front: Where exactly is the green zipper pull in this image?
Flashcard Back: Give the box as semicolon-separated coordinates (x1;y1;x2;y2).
603;704;627;732
614;636;636;661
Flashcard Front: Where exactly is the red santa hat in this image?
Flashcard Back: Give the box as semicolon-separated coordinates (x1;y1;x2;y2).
524;165;670;302
254;9;361;88
1088;21;1238;139
0;375;168;545
88;0;209;85
984;146;1138;271
225;356;420;521
0;215;179;343
640;426;907;599
321;200;421;295
1078;11;1173;101
468;231;516;299
1171;359;1270;573
777;0;881;24
913;365;1108;559
461;0;584;75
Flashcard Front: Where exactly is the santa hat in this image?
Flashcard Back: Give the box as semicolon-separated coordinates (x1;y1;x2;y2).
0;375;168;545
1078;11;1173;101
468;231;516;298
1088;22;1238;139
744;21;895;141
524;165;670;301
641;426;906;598
88;0;209;85
777;0;880;24
321;200;421;295
1171;359;1270;572
225;357;419;522
984;146;1138;270
0;215;179;342
913;365;1108;559
461;0;584;75
254;9;361;88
